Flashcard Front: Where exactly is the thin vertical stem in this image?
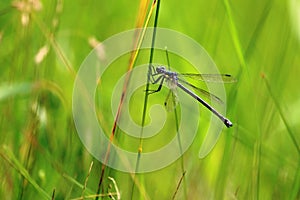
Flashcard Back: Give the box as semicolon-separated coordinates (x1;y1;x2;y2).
131;0;161;198
172;171;186;200
165;48;188;199
95;1;157;199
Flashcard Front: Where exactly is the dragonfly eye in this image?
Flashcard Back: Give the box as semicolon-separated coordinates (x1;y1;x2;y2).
156;66;165;73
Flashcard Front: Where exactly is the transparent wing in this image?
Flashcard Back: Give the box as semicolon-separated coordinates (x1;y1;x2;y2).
178;78;224;104
178;73;237;83
164;89;178;112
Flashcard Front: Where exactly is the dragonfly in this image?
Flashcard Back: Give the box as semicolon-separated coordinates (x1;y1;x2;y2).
148;65;236;128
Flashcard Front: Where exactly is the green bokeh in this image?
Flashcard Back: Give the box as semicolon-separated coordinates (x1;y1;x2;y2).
0;0;299;199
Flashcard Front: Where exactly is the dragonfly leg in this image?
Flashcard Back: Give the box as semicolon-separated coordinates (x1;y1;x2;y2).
148;65;161;83
147;76;165;94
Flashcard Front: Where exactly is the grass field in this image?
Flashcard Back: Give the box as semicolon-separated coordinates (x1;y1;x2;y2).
0;0;299;199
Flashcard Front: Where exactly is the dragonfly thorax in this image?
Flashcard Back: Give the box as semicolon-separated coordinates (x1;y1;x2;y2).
156;66;178;77
156;66;178;89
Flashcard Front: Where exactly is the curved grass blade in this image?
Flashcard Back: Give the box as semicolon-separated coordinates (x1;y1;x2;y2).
0;81;67;107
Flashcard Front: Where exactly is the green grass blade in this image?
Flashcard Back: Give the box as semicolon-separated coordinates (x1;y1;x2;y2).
290;159;300;200
165;48;187;199
262;74;300;154
0;82;32;101
62;173;95;196
223;0;247;72
0;145;51;200
0;81;67;107
131;0;161;199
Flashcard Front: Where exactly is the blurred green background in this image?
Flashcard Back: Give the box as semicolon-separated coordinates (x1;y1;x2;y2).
0;0;299;199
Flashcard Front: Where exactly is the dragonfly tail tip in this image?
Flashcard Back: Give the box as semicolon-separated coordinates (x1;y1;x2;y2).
224;119;233;128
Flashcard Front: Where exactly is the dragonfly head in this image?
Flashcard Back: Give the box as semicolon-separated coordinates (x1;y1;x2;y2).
156;66;166;74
